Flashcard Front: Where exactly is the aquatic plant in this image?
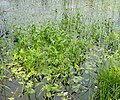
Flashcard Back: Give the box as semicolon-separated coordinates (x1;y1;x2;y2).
8;23;87;100
2;12;120;100
94;65;120;100
0;34;11;100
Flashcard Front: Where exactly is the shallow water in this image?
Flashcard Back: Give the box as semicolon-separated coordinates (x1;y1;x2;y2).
0;0;120;30
0;0;120;100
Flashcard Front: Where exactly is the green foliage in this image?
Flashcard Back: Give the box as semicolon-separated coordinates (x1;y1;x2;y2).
94;66;120;100
1;12;120;100
8;19;87;99
0;34;11;99
94;48;120;100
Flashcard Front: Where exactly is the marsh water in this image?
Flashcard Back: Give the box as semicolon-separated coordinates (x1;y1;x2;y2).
1;0;120;30
0;0;120;100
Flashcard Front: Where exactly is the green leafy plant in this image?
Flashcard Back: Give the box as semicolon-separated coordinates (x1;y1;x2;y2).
8;19;88;100
0;34;11;100
3;12;120;100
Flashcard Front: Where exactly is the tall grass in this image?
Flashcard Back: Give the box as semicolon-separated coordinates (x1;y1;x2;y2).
94;65;120;100
93;44;120;100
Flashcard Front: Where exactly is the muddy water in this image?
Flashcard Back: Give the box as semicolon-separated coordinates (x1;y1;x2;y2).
0;0;120;100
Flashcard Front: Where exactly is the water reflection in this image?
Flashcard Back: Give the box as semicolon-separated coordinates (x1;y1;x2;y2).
41;0;48;9
0;0;120;29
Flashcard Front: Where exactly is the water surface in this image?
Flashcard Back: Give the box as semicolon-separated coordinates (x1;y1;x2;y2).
0;0;120;100
0;0;120;29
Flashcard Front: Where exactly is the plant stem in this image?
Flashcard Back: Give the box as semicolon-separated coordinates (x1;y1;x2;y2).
28;94;31;100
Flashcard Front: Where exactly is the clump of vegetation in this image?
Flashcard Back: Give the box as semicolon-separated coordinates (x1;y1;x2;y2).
94;65;120;100
94;45;120;100
8;18;89;99
0;12;119;100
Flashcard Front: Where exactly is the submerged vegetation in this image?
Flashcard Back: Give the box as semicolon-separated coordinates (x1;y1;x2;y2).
0;12;120;100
